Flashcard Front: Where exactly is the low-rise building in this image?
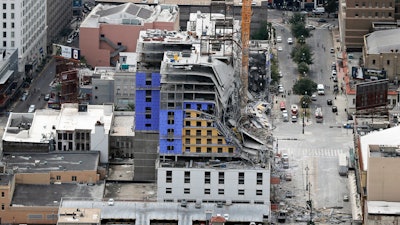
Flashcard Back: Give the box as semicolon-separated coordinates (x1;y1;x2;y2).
0;152;104;225
0;49;20;111
2;103;113;163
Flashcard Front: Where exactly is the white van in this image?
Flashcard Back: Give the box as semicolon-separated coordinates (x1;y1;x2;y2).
317;84;325;95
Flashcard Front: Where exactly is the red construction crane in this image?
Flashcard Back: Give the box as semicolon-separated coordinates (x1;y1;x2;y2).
240;0;252;110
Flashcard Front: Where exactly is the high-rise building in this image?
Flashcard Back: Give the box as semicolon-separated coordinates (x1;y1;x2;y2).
0;0;47;72
339;0;395;52
47;0;73;51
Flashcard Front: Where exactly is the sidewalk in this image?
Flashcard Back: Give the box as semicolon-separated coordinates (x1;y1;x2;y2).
331;28;350;124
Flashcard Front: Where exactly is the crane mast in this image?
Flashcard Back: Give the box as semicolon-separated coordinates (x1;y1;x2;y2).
240;0;252;110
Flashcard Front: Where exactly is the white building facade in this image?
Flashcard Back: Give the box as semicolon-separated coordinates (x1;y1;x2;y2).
0;0;47;72
157;166;271;205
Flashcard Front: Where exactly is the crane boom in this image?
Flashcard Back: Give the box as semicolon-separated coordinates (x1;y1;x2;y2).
241;0;252;110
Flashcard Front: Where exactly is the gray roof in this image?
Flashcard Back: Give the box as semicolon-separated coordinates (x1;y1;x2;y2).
12;183;105;206
61;200;269;223
96;3;153;19
3;152;100;173
0;174;13;186
366;28;400;54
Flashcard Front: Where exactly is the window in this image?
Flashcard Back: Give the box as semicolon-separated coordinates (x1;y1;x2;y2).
146;114;152;119
196;138;201;144
207;147;212;153
196;147;201;152
218;148;222;153
184;171;190;183
185;138;190;144
167;129;174;134
355;13;358;17
167;145;174;151
256;190;263;195
218;139;223;144
145;97;151;102
186;104;191;109
145;80;152;85
238;189;245;195
228;148;234;153
2;13;5;19
184;188;190;194
11;3;14;9
218;189;224;195
146;90;151;96
207;139;212;144
238;172;245;184
387;60;390;65
2;22;5;28
196;121;201;126
207;130;212;136
1;204;4;210
11;22;14;28
185;121;190;126
204;171;211;184
166;188;172;194
3;4;6;10
2;41;6;47
56;175;61;180
185;130;191;135
372;59;376;65
257;173;263;185
145;124;151;127
166;171;172;183
218;172;224;184
1;192;4;197
10;13;14;19
204;189;210;195
72;176;77;181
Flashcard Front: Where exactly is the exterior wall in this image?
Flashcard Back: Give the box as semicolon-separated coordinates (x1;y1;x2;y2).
157;167;270;205
343;0;395;51
364;51;400;81
182;109;235;154
132;132;159;182
92;78;115;105
367;157;400;201
92;124;109;163
47;0;73;45
80;22;177;67
0;49;20;110
15;171;99;185
159;109;183;154
366;213;400;225
135;72;161;131
0;176;14;224
114;72;136;110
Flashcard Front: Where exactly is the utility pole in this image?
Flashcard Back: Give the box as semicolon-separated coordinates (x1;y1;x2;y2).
305;165;309;191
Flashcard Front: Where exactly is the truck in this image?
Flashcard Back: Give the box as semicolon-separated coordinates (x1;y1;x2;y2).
313;7;325;14
338;153;349;176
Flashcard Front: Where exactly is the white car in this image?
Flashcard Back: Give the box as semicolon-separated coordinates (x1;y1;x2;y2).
277;46;283;51
332;70;337;76
278;85;284;93
277;36;282;43
67;38;73;44
28;105;35;113
291;115;298;123
279;71;283;77
287;37;293;44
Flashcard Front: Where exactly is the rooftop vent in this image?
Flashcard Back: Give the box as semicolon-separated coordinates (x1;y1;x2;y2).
78;103;88;112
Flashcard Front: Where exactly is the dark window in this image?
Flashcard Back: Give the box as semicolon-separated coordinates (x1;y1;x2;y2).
185;121;190;126
166;188;172;194
185;130;190;135
219;172;224;184
238;189;245;195
204;171;211;184
204;189;210;194
166;171;172;183
218;189;224;195
372;59;376;65
184;188;190;194
184;171;190;183
257;173;263;185
238;172;245;184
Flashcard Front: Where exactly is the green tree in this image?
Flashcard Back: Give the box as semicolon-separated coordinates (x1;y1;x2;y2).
292;78;317;96
288;13;306;25
291;23;311;39
324;0;338;16
270;53;280;83
298;62;309;75
291;44;314;65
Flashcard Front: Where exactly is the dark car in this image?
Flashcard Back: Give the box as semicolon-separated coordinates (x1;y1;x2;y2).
327;99;333;105
333;76;338;82
334;84;339;92
318;18;327;23
332;105;338;113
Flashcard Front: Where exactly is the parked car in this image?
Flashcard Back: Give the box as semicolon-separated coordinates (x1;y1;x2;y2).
44;94;50;101
306;24;316;30
277;46;283;52
332;70;337;76
332;105;338;113
318;18;327;23
278;85;284;93
277;36;282;43
282;110;289;122
333;76;338;82
334;84;339;92
28;105;36;113
330;48;335;53
67;38;73;44
285;173;292;181
287;37;293;45
20;91;29;101
291;115;298;123
327;99;333;105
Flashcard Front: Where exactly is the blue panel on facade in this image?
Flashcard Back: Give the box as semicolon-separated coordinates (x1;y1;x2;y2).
135;72;161;131
183;102;215;111
159;109;183;154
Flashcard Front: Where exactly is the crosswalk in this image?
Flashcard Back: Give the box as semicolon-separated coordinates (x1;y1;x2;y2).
318;23;335;29
271;21;335;30
281;147;348;158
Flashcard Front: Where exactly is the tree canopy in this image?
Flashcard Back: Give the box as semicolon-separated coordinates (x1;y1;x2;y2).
291;44;314;65
292;78;317;96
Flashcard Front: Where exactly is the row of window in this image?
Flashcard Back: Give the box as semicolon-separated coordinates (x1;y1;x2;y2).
185;138;225;145
354;11;392;17
354;1;393;8
57;132;90;141
166;171;263;185
183;146;234;153
165;188;264;196
2;3;15;10
57;142;90;151
2;22;15;29
55;175;77;181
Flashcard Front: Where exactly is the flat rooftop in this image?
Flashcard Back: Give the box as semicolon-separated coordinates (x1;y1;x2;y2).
104;182;157;201
58;208;101;224
0;174;13;186
61;199;269;223
3;152;100;173
82;3;178;28
12;183;105;207
3;104;113;144
111;112;135;137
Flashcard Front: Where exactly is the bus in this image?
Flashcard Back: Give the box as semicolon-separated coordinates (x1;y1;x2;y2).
315;107;323;123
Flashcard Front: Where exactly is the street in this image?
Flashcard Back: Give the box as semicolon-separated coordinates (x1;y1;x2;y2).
268;9;353;224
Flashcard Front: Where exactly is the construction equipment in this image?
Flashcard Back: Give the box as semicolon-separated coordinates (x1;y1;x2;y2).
240;0;252;110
